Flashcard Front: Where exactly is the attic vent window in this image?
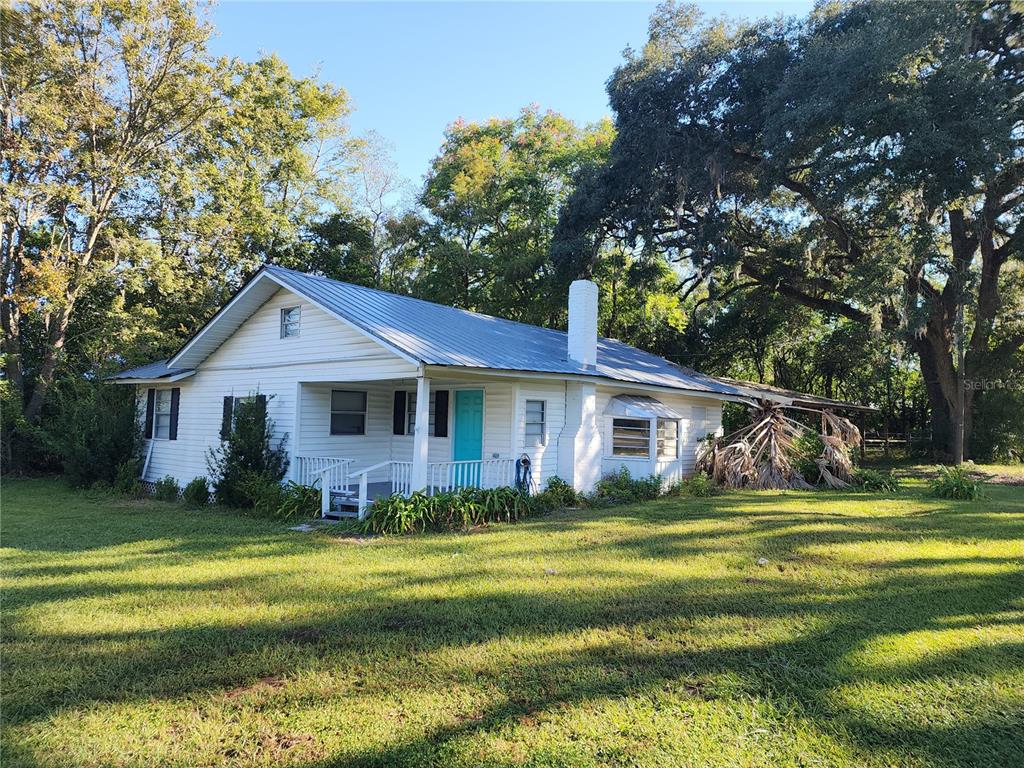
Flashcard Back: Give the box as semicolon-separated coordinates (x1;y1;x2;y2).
280;306;301;338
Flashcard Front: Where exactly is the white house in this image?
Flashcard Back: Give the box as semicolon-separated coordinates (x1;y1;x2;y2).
110;265;853;517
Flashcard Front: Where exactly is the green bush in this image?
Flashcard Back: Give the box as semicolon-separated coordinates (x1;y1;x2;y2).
275;481;321;520
237;471;284;514
113;458;143;497
795;430;826;481
153;475;180;502
361;486;538;535
539;476;580;508
49;381;142;488
677;472;721;497
182;477;210;507
853;468;900;493
593;468;662;504
930;464;984;500
207;394;288;507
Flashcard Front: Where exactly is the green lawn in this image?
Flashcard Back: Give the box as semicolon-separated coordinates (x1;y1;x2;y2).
2;475;1023;768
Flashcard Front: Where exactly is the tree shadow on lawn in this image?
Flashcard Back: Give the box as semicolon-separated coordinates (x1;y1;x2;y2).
3;482;1023;766
4;559;1023;765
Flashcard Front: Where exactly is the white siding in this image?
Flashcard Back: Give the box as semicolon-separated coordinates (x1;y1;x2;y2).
140;288;418;485
510;381;567;488
298;383;397;466
596;386;723;483
136;285;728;494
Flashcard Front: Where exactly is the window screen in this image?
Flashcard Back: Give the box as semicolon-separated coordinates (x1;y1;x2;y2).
692;406;708;440
657;419;678;458
154;389;172;439
404;392;436;435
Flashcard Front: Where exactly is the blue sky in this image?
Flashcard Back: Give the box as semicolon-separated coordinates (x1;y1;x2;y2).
209;1;813;187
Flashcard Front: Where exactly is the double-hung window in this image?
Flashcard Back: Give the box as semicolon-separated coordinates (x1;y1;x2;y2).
524;400;546;446
330;390;366;435
405;393;436;436
153;389;173;439
691;406;708;441
657;419;678;459
280;306;301;338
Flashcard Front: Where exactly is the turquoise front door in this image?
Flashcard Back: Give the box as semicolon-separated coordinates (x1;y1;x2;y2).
452;390;484;474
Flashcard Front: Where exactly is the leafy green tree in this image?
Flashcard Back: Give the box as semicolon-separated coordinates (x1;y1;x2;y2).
2;1;358;454
207;396;288;508
2;0;217;421
418;107;614;325
557;0;1023;459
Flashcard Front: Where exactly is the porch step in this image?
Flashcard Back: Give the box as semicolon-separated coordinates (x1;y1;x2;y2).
324;489;360;520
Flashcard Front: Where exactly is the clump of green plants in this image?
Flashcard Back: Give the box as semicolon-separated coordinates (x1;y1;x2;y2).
592;468;662;504
931;464;984;500
182;477;210;507
676;472;721;497
207;394;288;507
853;468;900;493
537;476;580;508
238;474;320;520
361;486;538;535
153;475;180;502
794;430;826;480
276;482;321;520
113;458;144;497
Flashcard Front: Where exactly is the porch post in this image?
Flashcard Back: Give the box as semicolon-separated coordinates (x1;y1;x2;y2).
410;374;431;491
648;417;658;477
290;381;302;482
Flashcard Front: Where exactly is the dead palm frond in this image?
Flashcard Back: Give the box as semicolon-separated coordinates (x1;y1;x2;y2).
698;402;863;491
816;457;850;489
819;410;859;484
700;401;813;490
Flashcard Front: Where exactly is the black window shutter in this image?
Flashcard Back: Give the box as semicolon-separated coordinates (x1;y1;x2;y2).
168;388;180;441
393;391;406;435
144;388;155;439
255;394;267;423
220;396;234;439
434;390;448;437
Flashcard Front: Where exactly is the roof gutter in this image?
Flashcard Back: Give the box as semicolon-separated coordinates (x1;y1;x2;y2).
106;370;197;385
421;364;761;406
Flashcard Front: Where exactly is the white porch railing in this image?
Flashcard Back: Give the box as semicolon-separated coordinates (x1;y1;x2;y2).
306;456;518;520
351;461;414;519
427;458;515;494
311;459;355;518
295;455;354;488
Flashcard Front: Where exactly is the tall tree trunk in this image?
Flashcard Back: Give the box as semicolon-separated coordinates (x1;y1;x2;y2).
911;331;956;458
23;304;72;421
0;223;25;396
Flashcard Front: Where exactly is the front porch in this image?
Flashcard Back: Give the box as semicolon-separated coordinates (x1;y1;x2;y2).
288;374;522;518
294;455;519;518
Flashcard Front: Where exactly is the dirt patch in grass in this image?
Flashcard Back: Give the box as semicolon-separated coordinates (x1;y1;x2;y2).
259;730;321;761
224;675;287;699
980;471;1024;486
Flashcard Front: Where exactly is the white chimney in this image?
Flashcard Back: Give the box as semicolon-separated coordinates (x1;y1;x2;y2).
568;279;598;368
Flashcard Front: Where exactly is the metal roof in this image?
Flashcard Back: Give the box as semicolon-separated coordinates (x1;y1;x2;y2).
116;265;867;409
263;266;750;398
106;359;194;382
604;395;687;420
